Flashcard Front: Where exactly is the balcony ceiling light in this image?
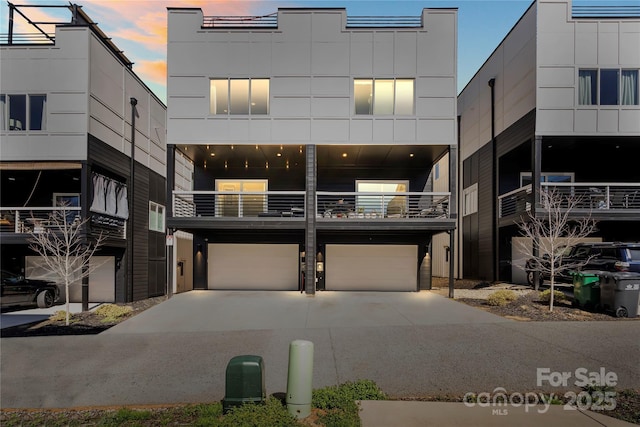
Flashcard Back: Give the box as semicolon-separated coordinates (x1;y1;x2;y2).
210;152;215;157
342;153;348;158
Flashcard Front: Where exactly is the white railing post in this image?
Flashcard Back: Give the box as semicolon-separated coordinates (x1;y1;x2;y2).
15;210;20;233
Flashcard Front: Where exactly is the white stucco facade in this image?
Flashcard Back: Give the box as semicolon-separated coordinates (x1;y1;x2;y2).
1;26;167;178
167;7;457;148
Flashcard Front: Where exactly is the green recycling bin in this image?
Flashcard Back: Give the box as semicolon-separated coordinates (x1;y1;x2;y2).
572;271;601;309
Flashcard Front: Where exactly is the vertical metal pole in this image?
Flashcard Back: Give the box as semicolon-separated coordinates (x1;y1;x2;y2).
129;98;137;302
488;78;498;282
305;145;316;295
81;162;90;311
449;230;455;298
8;4;14;45
532;136;542;290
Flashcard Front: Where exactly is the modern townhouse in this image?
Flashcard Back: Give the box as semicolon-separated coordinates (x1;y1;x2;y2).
166;7;458;293
457;0;640;284
0;4;167;304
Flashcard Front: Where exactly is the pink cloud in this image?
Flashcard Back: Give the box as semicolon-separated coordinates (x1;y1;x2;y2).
135;59;167;88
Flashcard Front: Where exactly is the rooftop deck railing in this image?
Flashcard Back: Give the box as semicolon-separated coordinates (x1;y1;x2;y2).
572;5;640;18
202;14;423;29
498;182;640;218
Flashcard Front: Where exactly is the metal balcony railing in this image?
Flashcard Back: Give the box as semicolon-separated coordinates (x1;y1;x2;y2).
316;192;451;219
172;191;306;219
498;185;532;218
0;207;81;234
498;182;640;218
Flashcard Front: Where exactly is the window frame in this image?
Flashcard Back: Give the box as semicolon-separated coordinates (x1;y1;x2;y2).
577;68;639;106
353;78;415;116
462;183;478;217
209;78;270;116
0;93;47;131
148;201;165;233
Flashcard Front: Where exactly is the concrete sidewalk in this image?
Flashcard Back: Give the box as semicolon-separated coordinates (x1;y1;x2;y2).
359;401;637;426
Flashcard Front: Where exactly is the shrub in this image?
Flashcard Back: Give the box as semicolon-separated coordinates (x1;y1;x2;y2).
313;379;386;427
94;304;133;323
49;310;72;322
217;397;298;427
486;290;518;306
539;289;567;303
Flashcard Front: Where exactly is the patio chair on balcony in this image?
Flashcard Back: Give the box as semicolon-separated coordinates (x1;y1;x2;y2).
624;191;638;209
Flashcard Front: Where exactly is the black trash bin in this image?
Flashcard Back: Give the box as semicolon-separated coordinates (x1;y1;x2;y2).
597;272;640;318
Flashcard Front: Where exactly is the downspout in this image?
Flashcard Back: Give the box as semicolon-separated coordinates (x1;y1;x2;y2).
457;115;462;280
129;97;137;302
488;78;498;282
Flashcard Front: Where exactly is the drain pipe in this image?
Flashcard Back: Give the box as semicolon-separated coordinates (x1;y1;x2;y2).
129;97;137;302
488;78;498;282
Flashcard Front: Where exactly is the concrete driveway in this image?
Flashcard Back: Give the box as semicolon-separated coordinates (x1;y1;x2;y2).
1;290;639;410
105;290;510;334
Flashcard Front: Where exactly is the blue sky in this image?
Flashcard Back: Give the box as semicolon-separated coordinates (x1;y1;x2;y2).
1;0;636;102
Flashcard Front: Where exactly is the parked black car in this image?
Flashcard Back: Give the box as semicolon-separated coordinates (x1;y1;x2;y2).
525;242;640;286
1;270;60;309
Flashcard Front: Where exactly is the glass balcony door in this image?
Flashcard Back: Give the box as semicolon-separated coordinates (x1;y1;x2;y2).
215;180;267;218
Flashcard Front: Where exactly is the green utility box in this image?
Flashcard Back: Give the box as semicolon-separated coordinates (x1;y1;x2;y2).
222;355;265;414
572;271;601;309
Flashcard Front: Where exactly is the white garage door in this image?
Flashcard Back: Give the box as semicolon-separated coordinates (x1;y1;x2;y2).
325;244;417;291
208;244;299;290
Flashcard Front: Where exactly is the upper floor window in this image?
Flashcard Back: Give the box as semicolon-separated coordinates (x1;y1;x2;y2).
149;201;165;233
462;183;478;217
210;78;269;115
354;79;414;115
0;94;47;131
579;69;638;106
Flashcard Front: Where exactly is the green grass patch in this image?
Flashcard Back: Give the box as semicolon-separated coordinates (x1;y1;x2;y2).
313;379;387;427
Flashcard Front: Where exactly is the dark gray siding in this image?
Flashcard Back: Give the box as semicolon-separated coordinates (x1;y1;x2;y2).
88;136;166;302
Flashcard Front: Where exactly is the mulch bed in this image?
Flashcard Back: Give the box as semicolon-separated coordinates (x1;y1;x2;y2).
459;292;623;322
1;296;166;338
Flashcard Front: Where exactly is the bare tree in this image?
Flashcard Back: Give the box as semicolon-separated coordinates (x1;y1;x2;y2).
517;188;598;311
28;206;105;325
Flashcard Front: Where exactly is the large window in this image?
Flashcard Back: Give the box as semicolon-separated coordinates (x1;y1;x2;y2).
210;79;269;115
579;69;639;106
149;202;165;233
354;79;414;115
356;180;408;216
215;180;267;217
462;184;478;217
0;94;46;131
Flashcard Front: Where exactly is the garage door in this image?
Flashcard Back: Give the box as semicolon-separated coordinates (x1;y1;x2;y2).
325;244;417;291
208;244;299;290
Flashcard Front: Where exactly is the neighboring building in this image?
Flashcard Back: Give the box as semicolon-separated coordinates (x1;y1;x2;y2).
457;0;640;283
0;4;167;303
166;7;458;293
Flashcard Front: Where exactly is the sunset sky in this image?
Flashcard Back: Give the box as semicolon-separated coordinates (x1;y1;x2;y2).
1;0;636;103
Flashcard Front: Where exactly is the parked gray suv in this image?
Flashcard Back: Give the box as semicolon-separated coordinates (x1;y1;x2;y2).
526;242;640;286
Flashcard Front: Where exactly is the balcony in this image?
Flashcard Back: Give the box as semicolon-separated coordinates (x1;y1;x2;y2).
0;207;81;234
171;190;452;231
498;182;640;220
0;207;126;240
